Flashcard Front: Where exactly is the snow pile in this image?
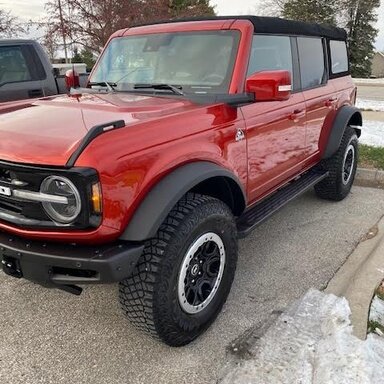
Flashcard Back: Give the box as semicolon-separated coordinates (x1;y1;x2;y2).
221;289;384;384
360;121;384;147
369;296;384;332
356;98;384;112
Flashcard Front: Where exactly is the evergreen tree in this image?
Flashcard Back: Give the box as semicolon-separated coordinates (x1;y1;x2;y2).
71;47;82;63
170;0;215;17
343;0;380;78
280;0;380;77
282;0;338;25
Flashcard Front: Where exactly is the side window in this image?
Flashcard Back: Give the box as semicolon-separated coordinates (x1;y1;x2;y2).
297;37;326;90
0;46;32;85
247;35;293;81
329;40;349;75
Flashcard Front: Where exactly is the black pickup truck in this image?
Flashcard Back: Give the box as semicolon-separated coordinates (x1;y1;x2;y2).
0;39;88;102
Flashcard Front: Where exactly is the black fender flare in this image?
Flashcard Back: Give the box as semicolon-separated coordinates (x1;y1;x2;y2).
322;106;362;159
119;162;246;242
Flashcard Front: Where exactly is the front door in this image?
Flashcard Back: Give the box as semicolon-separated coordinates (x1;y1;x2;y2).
242;35;307;202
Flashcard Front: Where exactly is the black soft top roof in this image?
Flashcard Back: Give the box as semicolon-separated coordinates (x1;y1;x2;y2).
134;16;347;41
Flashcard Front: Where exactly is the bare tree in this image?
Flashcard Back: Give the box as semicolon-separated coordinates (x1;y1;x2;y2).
43;0;215;55
0;8;26;38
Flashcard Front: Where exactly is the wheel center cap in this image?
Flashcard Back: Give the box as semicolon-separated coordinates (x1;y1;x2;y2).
191;264;199;276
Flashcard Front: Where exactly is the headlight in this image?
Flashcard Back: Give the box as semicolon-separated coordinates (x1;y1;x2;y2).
40;176;81;224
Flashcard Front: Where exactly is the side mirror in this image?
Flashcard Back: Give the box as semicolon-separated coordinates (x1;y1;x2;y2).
65;69;80;91
245;70;292;101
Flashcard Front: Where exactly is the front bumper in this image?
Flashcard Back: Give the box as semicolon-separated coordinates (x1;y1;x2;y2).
0;231;144;288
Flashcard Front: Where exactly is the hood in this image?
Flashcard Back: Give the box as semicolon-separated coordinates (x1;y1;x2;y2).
0;92;197;166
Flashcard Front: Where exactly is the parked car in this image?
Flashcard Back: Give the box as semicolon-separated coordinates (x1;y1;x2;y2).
0;16;361;346
0;39;88;102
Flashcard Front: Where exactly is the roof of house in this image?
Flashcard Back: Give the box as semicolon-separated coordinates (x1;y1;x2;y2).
133;16;347;40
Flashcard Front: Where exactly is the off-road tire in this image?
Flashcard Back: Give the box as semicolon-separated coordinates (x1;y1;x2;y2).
119;193;238;346
315;126;358;201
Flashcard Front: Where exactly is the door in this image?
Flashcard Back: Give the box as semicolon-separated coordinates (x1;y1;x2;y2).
241;35;307;202
297;37;336;156
0;45;46;102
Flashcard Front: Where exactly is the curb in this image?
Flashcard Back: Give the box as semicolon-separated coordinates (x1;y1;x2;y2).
325;215;384;340
355;168;384;189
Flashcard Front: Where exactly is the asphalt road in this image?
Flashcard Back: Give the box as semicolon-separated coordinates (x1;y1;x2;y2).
357;84;384;101
1;186;384;384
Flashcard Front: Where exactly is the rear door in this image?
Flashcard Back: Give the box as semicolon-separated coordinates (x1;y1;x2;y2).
0;44;48;102
297;37;336;157
241;35;307;202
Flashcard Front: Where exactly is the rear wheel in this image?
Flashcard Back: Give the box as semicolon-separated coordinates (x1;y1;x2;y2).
119;193;238;346
315;127;358;201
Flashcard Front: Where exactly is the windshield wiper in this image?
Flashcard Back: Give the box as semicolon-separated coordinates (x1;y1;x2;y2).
89;81;116;92
133;83;184;96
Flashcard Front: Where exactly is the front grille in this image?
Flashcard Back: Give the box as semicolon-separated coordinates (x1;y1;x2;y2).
0;160;100;230
0;168;12;183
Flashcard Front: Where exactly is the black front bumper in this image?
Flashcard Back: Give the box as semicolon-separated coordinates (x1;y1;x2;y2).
0;231;144;288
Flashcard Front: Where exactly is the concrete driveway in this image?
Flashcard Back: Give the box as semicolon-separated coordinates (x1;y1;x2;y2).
1;186;384;384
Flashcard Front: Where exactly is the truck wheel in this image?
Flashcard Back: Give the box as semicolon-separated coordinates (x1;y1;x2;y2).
119;193;238;346
315;127;358;201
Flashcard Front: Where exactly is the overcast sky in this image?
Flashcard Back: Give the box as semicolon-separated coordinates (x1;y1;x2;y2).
1;0;383;50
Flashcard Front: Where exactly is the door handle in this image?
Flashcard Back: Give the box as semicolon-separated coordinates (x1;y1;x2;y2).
289;109;306;121
325;97;338;107
28;89;43;98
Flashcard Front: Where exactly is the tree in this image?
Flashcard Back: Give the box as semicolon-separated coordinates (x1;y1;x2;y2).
343;0;380;77
282;0;338;25
270;0;380;77
71;46;82;63
0;9;26;38
43;0;216;55
170;0;215;17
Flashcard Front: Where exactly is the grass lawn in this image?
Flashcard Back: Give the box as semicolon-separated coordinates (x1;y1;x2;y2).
359;144;384;170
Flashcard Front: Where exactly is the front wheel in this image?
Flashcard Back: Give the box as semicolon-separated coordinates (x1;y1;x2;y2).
119;193;238;346
315;127;358;201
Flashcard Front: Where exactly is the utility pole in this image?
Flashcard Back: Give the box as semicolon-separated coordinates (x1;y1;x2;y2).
58;0;69;63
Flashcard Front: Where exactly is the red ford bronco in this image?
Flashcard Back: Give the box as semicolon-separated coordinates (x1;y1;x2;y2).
0;16;361;346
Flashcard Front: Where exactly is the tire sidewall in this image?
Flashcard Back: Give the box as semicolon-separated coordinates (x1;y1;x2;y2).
337;132;358;197
153;203;237;336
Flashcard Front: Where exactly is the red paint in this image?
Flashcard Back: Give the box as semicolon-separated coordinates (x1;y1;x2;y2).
0;19;356;244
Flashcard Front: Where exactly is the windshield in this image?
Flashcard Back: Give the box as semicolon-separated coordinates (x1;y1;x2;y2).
90;30;240;94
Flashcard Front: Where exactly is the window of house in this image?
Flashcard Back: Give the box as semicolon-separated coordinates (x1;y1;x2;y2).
329;40;349;75
297;37;326;89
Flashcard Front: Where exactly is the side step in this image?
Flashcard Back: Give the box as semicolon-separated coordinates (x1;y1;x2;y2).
237;169;329;238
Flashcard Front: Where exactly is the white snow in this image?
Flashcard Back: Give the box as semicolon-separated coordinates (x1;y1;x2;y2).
221;289;384;384
369;296;384;328
359;120;384;147
356;98;384;112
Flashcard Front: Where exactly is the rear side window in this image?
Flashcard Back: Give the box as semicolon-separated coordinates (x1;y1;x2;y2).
247;35;293;80
0;46;32;84
329;40;349;75
297;37;326;90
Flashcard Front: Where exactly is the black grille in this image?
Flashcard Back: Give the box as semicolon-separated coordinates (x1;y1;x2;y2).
0;168;11;183
0;160;100;229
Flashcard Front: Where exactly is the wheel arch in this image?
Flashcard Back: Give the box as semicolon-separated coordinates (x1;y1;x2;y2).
119;162;246;242
322;106;362;159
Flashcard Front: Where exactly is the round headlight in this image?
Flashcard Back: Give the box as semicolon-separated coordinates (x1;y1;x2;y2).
40;176;81;224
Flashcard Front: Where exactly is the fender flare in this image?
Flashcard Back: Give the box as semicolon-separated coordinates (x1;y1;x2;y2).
322;106;362;159
119;162;246;242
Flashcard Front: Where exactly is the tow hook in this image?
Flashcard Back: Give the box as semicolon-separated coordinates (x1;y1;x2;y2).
1;256;23;278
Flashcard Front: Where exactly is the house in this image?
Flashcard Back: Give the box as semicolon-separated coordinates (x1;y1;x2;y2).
371;51;384;78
